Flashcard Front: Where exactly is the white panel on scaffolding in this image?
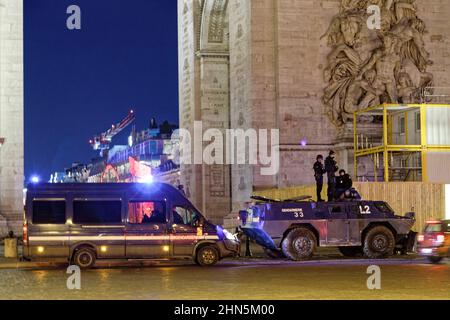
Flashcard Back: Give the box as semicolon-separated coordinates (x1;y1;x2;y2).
426;108;450;145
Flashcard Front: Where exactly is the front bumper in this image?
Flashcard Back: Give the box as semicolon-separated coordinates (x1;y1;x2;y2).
418;246;447;257
219;239;240;258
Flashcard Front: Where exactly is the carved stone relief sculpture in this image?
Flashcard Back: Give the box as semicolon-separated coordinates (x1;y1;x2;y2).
323;0;433;126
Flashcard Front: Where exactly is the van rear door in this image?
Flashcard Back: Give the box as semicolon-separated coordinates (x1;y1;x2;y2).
125;200;169;258
28;197;70;258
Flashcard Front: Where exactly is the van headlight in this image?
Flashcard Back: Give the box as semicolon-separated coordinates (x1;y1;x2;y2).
223;229;237;241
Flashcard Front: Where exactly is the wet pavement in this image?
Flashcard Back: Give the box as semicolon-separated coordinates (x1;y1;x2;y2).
0;258;449;300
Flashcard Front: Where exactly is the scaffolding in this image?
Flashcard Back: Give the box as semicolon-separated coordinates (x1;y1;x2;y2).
354;103;450;182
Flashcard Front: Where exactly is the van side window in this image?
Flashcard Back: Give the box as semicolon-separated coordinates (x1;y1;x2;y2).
73;200;122;224
32;200;66;225
172;206;199;226
128;201;166;224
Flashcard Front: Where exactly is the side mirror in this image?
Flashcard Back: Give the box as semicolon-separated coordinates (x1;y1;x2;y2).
239;210;248;224
193;216;205;228
405;212;416;220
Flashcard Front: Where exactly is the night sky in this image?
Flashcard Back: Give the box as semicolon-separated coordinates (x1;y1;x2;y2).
24;0;179;182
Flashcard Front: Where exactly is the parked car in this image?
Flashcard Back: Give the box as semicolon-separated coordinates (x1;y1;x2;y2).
418;219;450;264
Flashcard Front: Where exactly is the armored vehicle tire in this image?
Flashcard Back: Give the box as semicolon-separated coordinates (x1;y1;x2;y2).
339;246;363;257
73;247;96;269
196;246;219;267
264;248;284;259
427;256;443;264
363;226;395;259
282;228;317;261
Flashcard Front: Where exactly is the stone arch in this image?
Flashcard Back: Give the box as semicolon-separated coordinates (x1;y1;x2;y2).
199;0;229;53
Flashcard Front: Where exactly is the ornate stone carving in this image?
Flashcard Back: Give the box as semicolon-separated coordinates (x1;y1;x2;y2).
323;0;433;126
207;0;229;43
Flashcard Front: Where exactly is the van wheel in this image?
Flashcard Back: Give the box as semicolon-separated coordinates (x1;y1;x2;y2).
282;228;316;261
339;246;363;257
196;246;219;267
363;226;395;259
427;256;443;264
73;248;96;269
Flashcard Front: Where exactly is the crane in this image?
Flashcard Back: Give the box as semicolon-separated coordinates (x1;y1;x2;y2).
89;110;136;157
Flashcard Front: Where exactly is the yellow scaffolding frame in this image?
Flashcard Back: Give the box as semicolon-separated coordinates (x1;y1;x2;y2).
353;103;450;182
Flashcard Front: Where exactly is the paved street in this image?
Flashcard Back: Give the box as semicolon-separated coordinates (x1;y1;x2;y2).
0;257;449;300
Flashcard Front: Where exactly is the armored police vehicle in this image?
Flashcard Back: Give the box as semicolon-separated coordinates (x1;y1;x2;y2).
23;183;239;268
240;194;417;260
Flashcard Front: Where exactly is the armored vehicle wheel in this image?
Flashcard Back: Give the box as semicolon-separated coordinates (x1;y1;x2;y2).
363;226;395;259
282;228;316;261
338;246;363;257
73;247;96;269
264;248;284;259
427;256;443;264
196;246;219;267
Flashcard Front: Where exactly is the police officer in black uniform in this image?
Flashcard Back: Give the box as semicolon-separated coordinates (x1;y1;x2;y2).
325;150;339;202
336;169;353;200
313;155;326;202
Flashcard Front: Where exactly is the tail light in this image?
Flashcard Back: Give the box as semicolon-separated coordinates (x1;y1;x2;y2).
23;222;28;245
436;234;445;244
418;234;424;242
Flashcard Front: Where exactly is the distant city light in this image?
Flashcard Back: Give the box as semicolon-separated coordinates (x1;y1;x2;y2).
30;176;40;184
128;135;133;147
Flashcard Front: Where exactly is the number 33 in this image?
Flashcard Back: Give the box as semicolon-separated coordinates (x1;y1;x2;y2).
294;212;304;218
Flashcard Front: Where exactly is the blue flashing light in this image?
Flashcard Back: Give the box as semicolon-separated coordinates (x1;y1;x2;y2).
30;176;40;184
138;175;154;184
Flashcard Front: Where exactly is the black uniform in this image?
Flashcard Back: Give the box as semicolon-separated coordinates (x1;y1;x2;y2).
313;161;325;202
325;156;338;202
336;174;353;200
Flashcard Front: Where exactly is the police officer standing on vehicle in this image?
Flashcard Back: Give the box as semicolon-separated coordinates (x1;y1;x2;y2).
325;150;339;202
313;155;326;202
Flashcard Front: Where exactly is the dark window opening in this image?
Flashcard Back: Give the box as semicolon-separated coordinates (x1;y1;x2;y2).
32;200;66;225
73;201;122;224
374;202;394;214
330;206;343;214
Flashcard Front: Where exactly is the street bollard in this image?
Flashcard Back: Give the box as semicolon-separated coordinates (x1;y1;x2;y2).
4;231;18;259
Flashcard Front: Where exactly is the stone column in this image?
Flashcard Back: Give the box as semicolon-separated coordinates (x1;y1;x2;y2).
229;0;253;213
178;0;232;223
0;0;24;235
198;52;231;223
178;0;203;210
